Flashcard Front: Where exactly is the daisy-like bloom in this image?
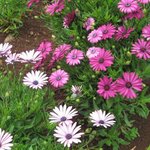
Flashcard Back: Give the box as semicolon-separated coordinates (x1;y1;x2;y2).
83;17;95;31
86;47;101;58
88;29;103;43
49;69;69;88
131;39;150;60
0;128;13;150
53;44;71;61
142;24;150;41
36;40;52;59
98;24;116;40
54;122;84;147
116;72;143;99
19;49;42;63
71;85;82;98
114;26;134;40
5;53;20;64
118;0;139;13
0;43;12;57
63;10;76;28
89;110;115;128
89;48;114;71
66;49;84;66
46;0;65;15
23;70;48;89
137;0;150;4
27;0;40;8
49;104;78;124
124;7;144;20
97;76;117;100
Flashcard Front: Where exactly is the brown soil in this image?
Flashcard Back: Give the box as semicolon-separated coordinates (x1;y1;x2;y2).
0;3;150;150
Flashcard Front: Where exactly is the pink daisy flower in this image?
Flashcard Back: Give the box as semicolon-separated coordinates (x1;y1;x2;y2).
137;0;150;4
118;0;139;13
88;29;103;43
36;40;52;59
115;26;134;40
98;24;116;40
124;7;144;20
46;0;65;15
142;24;150;40
83;17;95;31
66;49;84;66
116;72;143;99
27;0;40;8
49;69;69;88
53;44;72;61
86;47;101;58
131;39;150;60
63;10;76;28
89;48;114;71
97;76;117;100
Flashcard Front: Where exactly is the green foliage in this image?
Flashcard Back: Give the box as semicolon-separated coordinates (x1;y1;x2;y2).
41;0;150;149
0;71;64;150
0;0;28;34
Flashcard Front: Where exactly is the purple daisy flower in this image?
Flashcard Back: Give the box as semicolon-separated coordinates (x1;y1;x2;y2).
118;0;139;13
115;26;134;40
88;29;103;43
116;72;143;99
142;24;150;41
131;39;150;60
89;48;114;71
66;49;84;66
97;76;117;100
98;24;116;40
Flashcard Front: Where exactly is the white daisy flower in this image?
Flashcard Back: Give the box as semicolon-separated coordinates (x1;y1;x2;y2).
89;109;115;128
19;49;42;63
71;85;82;98
0;43;12;57
86;47;100;58
0;128;13;150
49;104;78;125
23;70;48;89
5;53;20;64
54;122;84;147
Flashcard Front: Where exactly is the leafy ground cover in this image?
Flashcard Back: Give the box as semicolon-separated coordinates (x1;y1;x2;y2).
0;0;150;150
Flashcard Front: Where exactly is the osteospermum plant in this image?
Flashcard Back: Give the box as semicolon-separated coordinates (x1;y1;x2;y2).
40;0;150;149
0;0;150;149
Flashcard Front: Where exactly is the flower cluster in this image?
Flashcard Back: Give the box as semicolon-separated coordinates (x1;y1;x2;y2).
49;104;115;147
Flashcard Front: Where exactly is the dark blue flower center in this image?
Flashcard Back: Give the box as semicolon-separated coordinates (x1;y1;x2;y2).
65;134;72;140
125;3;131;7
56;76;62;81
91;49;96;54
33;80;39;85
103;30;108;34
93;33;97;38
60;116;67;121
104;85;110;91
72;55;77;59
140;47;146;52
99;58;104;63
126;82;132;88
99;120;105;124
